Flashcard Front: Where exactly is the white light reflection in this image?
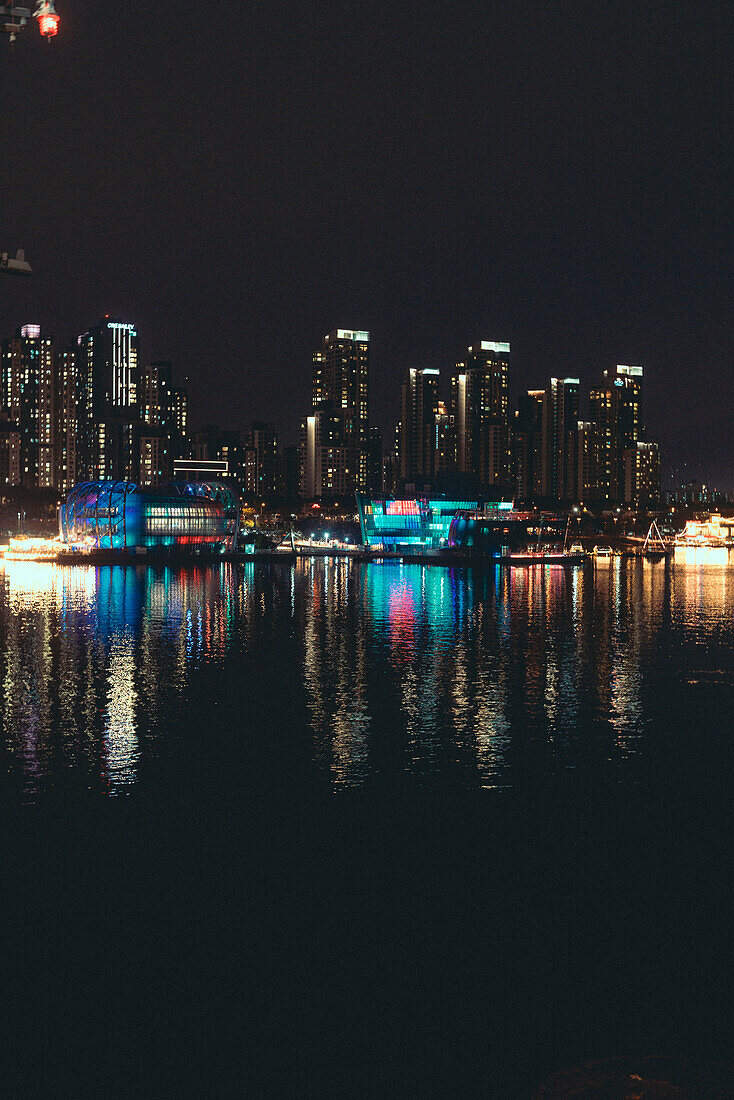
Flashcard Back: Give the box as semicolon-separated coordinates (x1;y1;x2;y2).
5;560;97;614
103;633;138;792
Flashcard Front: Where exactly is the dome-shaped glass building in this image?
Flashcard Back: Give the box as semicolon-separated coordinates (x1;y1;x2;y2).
59;481;240;553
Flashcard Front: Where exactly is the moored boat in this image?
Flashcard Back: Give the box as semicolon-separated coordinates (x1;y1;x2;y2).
674;514;734;548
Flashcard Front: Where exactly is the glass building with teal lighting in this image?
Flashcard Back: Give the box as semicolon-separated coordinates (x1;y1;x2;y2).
356;493;513;551
59;481;240;552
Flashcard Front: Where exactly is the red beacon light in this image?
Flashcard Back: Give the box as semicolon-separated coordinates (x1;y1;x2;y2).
35;1;59;38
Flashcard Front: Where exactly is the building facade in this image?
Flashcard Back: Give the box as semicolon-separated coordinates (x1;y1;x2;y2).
77;319;140;483
452;341;511;489
589;364;643;504
400;367;440;484
367;425;383;495
55;344;79;496
549;377;580;502
513;390;546;501
624;441;660;508
301;329;370;499
574;420;595;503
0;410;21;488
59;480;240;552
248;421;280;499
0;324;55;488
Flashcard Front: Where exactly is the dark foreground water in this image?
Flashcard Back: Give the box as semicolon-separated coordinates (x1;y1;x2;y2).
1;553;732;1095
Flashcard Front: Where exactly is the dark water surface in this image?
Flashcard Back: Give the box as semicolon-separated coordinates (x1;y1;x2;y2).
1;553;732;1095
1;551;733;799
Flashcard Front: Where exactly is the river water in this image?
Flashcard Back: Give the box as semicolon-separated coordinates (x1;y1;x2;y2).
1;549;732;803
2;550;732;1094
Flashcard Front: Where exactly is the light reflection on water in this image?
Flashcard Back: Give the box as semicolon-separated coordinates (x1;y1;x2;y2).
0;551;733;801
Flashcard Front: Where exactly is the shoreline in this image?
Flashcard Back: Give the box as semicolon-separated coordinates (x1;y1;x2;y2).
0;545;686;566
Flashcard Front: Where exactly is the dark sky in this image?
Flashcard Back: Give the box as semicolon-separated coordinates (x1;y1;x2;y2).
1;0;732;485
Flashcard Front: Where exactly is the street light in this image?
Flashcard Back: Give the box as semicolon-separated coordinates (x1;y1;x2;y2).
1;1;60;44
35;0;58;36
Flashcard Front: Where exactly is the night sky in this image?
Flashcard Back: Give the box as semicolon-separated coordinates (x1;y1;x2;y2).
1;0;731;485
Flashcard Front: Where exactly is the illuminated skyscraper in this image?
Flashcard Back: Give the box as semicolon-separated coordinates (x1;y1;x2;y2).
172;386;188;441
589;364;643;503
382;422;401;498
138;360;189;485
451;341;511;489
0;324;55;488
624;441;660;508
513;390;546;501
55;344;79;495
368;425;383;494
574;420;595;503
400;367;440;484
549;377;580;502
301;328;370;499
301;409;350;499
248;421;280;498
77;319;140;482
433;401;456;477
140;361;173;430
0;410;21;488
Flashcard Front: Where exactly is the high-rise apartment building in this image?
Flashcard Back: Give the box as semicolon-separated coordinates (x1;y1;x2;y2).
624;441;660;508
574;420;595;503
301;329;370;499
382;422;401;498
0;324;55;488
137;360;189;485
187;425;247;494
0;343;21;488
243;443;259;497
433;401;456;477
549;377;580;502
301;410;349;499
55;344;79;495
452;341;511;489
513;390;546;501
140;361;172;431
368;425;383;494
173;388;187;439
0;410;21;488
589;364;643;504
400;367;440;484
248;421;280;498
77;319;140;482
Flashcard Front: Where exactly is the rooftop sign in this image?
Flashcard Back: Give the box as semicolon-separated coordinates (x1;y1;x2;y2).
472;341;510;354
333;329;370;342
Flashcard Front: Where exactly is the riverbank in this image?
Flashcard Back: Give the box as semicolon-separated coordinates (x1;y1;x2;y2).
0;541;671;566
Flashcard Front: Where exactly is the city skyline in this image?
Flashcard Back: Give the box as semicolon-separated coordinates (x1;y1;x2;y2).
1;1;730;487
0;303;729;489
0;308;726;502
0;313;668;506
